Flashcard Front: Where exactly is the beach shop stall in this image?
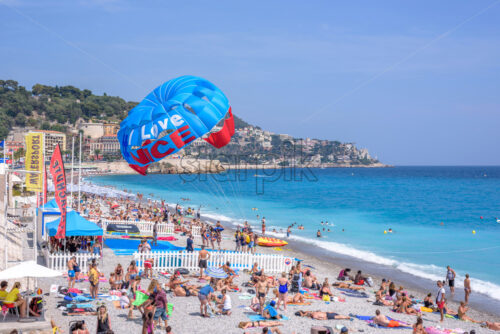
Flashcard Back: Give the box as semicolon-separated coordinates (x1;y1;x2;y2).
43;211;103;272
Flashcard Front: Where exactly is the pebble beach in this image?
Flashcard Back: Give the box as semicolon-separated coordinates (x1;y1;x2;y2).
28;202;499;334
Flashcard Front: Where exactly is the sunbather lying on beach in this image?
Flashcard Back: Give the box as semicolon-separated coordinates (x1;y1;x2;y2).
332;282;365;291
238;320;283;329
372;309;406;327
168;272;199;296
272;289;305;304
295;310;351;320
483;321;500;331
216;276;238;291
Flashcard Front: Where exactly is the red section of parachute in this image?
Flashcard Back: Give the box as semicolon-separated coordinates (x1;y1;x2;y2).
203;107;235;148
129;164;148;176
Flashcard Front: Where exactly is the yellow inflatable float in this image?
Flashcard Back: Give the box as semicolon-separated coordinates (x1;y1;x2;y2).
257;237;288;247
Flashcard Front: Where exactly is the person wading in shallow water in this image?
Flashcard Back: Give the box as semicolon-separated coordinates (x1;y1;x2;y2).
446;266;456;294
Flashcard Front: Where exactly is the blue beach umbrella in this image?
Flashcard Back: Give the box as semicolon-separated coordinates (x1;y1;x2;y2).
205;267;227;279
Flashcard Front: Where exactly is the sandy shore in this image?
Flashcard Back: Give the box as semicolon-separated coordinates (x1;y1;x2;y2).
32;224;499;334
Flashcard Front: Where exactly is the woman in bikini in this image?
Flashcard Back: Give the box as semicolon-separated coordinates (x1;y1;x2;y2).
319;278;333;297
332;282;365;291
114;263;124;289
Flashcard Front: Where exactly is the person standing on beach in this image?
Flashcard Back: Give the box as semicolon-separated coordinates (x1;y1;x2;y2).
153;221;158;247
262;218;266;235
186;234;194;252
198;246;209;278
235;230;241;252
88;262;101;299
286;226;291;238
67;257;76;289
256;275;269;316
276;272;289;311
198;278;215;318
436;280;446;322
446;266;456;294
464;274;471;304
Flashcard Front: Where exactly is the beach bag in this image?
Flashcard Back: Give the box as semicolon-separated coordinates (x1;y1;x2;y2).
311;326;333;334
322;294;330;302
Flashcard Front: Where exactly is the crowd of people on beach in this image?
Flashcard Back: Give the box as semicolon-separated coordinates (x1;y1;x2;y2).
13;190;497;334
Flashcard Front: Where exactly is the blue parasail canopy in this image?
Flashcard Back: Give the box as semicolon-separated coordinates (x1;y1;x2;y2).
46;211;103;237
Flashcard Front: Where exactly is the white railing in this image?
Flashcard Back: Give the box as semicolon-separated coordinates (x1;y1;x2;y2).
133;250;294;274
43;250;96;273
90;219;175;236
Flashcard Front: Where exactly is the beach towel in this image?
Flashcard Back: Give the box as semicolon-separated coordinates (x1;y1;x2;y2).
238;295;253;300
354;315;411;329
287;302;311;306
74;295;92;301
247;314;289;321
341;292;368;298
425;326;466;334
337;288;365;293
66;303;93;309
303;292;322;300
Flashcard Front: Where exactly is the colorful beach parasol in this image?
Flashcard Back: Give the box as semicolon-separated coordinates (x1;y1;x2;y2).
205;267;227;279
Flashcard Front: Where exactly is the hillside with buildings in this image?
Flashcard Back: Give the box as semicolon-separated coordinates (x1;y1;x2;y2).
1;79;384;169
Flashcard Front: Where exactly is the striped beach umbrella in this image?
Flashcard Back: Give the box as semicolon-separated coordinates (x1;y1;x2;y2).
205;267;227;279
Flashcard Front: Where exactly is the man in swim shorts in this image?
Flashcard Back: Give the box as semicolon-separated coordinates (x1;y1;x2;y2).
296;310;351;320
436;280;446;322
255;275;269;316
372;309;401;327
446;265;456;294
198;246;209;278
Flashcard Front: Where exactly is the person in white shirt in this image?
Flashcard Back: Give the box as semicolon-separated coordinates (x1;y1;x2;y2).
217;289;232;315
436;280;446;322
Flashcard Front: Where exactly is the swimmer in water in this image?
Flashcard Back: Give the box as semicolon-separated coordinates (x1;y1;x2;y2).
317;230;321;238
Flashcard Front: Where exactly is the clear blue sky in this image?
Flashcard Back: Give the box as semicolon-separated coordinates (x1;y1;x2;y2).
1;0;499;165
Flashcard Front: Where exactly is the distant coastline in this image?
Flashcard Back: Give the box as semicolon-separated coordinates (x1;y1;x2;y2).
75;159;391;176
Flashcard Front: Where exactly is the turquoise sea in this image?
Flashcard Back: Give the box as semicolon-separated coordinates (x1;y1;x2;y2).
89;166;500;304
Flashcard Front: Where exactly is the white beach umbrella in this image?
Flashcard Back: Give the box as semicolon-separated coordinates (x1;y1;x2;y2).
0;261;61;280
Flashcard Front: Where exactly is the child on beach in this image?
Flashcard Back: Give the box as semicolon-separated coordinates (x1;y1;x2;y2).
216;289;232;315
119;290;130;309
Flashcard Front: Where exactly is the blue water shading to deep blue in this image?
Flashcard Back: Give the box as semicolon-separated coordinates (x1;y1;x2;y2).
90;166;500;300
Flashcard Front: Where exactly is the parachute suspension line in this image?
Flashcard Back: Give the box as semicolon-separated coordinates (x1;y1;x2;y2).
205;174;241;222
225;170;246;221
